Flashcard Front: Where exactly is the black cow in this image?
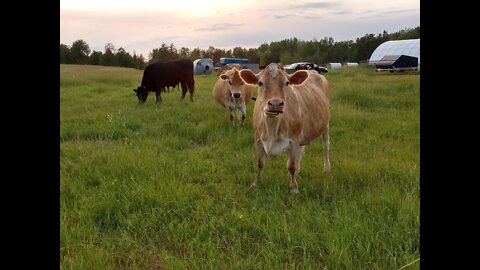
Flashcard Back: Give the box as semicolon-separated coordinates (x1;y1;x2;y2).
133;59;195;103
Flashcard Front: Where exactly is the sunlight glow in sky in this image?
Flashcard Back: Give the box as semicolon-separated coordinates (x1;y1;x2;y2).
60;0;420;59
61;0;250;17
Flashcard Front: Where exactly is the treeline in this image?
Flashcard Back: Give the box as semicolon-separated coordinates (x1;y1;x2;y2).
60;26;419;69
60;42;147;69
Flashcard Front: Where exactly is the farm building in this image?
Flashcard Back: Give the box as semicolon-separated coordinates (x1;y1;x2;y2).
368;39;420;69
193;58;214;75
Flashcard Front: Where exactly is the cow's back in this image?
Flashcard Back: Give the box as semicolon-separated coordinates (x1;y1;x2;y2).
288;71;329;145
212;78;229;106
142;59;194;89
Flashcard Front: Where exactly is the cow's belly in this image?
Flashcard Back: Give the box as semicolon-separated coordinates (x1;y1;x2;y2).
261;138;291;157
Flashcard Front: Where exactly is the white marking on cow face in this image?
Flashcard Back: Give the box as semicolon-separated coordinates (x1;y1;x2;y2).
268;64;279;78
256;64;289;118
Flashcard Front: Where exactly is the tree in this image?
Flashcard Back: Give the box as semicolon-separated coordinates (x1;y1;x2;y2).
210;47;225;64
149;43;178;63
232;47;248;58
261;50;280;66
88;51;103;65
355;34;378;62
178;47;191;59
60;43;71;64
59;25;419;68
101;43;118;66
189;47;202;61
132;52;146;69
246;48;260;64
116;47;134;67
70;39;90;64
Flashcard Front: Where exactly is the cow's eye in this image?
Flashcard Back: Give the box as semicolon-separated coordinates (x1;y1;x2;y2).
285;81;290;86
228;80;232;85
258;81;263;86
241;81;244;85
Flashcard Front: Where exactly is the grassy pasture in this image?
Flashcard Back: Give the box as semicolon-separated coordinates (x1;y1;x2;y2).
60;64;420;269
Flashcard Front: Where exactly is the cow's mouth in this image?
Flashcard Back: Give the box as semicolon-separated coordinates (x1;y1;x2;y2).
265;110;283;117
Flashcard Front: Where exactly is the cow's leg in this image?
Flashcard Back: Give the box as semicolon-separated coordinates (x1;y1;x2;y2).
227;107;234;123
156;89;162;103
251;140;266;188
322;126;331;172
288;142;300;194
296;145;305;175
187;81;195;102
180;82;187;101
239;104;247;126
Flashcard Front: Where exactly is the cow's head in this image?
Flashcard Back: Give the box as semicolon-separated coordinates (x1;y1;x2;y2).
220;67;244;100
239;63;308;118
133;86;148;103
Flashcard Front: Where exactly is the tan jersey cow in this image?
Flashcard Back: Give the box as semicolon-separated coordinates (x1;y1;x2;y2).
212;67;254;125
239;63;330;194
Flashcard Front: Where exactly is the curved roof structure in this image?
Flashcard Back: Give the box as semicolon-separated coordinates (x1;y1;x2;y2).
193;58;214;75
368;39;420;66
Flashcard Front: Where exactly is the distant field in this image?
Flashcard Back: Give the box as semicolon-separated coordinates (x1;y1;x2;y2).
60;64;420;269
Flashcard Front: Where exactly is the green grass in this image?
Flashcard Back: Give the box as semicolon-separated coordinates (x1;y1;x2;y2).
60;64;420;269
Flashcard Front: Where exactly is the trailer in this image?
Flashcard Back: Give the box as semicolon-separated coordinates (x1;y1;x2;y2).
216;57;260;71
375;55;418;72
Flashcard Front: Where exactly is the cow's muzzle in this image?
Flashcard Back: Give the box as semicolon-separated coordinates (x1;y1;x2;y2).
266;98;284;117
232;92;241;99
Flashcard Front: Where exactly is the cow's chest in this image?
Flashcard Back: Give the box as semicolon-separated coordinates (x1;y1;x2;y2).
261;137;291;157
226;100;242;110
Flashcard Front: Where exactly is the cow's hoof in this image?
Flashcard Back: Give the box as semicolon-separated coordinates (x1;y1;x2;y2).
324;164;331;172
290;188;299;194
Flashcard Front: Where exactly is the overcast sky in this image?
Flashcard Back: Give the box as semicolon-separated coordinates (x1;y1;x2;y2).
60;0;419;59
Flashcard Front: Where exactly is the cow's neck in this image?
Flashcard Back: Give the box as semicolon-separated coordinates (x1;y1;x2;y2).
264;114;282;138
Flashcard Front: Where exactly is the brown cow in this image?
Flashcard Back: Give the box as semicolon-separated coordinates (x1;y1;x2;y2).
239;63;330;194
212;67;254;125
133;59;195;104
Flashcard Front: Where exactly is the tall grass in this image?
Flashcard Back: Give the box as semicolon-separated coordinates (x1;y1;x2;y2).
60;64;420;269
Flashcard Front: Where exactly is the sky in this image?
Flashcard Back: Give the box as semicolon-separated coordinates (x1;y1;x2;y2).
60;0;419;59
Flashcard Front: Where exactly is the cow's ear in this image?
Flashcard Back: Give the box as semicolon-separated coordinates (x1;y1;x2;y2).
220;74;228;80
288;70;308;85
239;69;258;85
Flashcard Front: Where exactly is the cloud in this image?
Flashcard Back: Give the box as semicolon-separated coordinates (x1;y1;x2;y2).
273;14;292;20
194;23;243;32
302;14;322;20
380;9;418;15
357;8;419;20
333;10;352;15
292;1;337;10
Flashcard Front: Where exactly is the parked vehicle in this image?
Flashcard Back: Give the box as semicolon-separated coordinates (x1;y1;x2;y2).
215;58;260;71
284;62;328;74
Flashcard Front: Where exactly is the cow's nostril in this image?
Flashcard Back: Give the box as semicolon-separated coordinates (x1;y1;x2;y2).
268;99;284;107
